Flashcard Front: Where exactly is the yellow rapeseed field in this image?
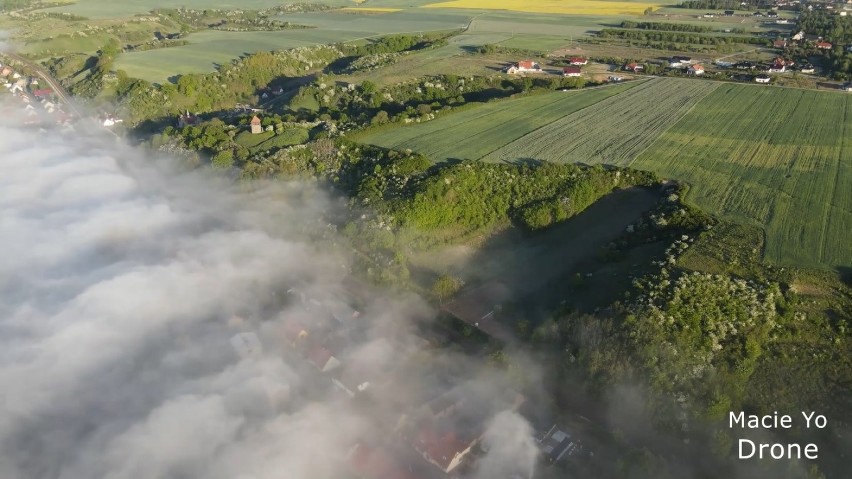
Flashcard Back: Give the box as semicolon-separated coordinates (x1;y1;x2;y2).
422;0;658;15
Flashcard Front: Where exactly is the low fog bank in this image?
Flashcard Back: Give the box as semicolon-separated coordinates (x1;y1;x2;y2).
0;116;539;479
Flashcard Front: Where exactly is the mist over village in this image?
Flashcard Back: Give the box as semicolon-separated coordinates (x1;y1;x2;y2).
1;0;851;478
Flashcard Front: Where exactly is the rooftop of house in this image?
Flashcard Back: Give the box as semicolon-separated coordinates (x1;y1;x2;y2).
251;115;261;125
347;444;421;479
415;425;472;471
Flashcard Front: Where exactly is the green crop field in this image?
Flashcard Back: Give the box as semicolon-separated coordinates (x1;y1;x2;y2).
360;79;852;268
114;9;472;82
483;78;718;165
633;85;852;268
359;81;640;162
47;0;351;19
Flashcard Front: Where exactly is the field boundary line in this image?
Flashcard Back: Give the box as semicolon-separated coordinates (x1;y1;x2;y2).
817;94;847;264
626;79;720;169
476;78;650;161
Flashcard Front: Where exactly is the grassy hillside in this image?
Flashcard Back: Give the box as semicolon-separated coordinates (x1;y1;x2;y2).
358;79;852;269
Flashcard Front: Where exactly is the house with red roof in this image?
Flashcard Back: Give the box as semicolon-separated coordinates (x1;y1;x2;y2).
562;66;582;77
32;88;53;98
687;64;705;75
568;57;587;65
624;62;644;73
505;60;542;74
250;115;263;134
306;345;340;372
347;443;421;479
414;424;476;474
816;41;833;49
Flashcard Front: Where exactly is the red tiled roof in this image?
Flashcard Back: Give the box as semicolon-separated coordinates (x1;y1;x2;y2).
282;319;307;343
348;444;420;479
32;88;53;97
563;66;581;74
569;57;586;63
816;42;832;48
306;345;333;370
416;426;470;471
250;115;261;125
518;60;535;69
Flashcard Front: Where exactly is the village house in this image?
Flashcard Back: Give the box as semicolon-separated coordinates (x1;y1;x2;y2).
539;425;583;463
505;60;542;74
306;345;341;372
816;41;833;49
568;56;587;65
346;444;420;479
773;39;788;49
399;387;525;475
32;88;53;99
250;115;262;134
562;66;582;77
755;75;771;83
792;31;805;41
624;62;644;73
768;60;786;73
800;64;815;73
669;55;692;67
687;64;705;75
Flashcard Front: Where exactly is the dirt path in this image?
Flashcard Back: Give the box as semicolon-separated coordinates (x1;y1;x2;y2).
443;187;659;341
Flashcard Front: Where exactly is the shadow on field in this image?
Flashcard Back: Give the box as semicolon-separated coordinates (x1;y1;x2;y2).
440;186;662;341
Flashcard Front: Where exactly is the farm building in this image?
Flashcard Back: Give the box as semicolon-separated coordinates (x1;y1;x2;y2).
724;10;734;16
816;41;833;49
773;39;787;48
687;64;705;75
755;75;771;83
800;64;815;73
506;60;542;74
250;115;262;134
624;62;644;73
568;57;587;65
563;66;582;77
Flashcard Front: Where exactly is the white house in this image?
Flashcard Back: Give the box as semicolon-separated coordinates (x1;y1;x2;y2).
755;75;771;83
687;64;705;75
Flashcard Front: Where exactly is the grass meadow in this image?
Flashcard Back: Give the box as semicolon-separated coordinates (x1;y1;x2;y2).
360;79;852;268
